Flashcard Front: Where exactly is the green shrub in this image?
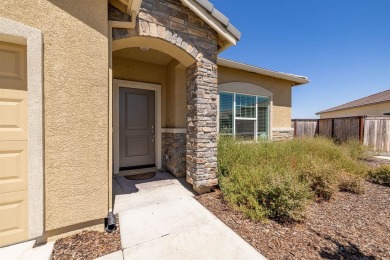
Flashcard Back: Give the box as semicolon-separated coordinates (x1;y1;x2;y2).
367;166;390;186
299;161;338;200
257;171;311;222
338;172;365;194
342;139;370;160
219;165;311;222
217;136;368;223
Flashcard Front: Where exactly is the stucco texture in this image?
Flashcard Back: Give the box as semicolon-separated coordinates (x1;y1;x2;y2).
0;0;109;231
218;66;293;128
319;102;390;118
113;56;187;128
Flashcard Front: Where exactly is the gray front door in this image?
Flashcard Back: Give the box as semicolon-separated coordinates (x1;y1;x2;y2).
119;87;155;170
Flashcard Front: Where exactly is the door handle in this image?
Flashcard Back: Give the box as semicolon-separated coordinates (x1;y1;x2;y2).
152;124;155;142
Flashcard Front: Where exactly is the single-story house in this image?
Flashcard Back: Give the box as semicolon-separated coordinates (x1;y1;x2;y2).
317;89;390;118
0;0;308;247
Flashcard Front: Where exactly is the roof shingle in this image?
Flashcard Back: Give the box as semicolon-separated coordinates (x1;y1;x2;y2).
192;0;241;40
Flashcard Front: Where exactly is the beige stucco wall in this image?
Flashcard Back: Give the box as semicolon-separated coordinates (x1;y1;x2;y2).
218;66;293;128
113;56;168;126
113;56;187;128
166;61;187;128
319;102;390;119
0;0;109;231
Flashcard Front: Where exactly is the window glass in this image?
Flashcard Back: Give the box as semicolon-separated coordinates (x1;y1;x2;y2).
236;120;255;139
219;91;270;140
258;96;269;138
235;94;256;118
219;92;233;134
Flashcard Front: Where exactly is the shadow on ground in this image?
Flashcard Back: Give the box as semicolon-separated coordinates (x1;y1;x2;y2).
310;229;376;260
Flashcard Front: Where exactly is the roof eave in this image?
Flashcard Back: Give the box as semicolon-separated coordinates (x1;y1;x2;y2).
217;58;310;85
317;100;390;115
181;0;240;52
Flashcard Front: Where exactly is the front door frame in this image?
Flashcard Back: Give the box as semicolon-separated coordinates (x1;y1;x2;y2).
113;79;162;174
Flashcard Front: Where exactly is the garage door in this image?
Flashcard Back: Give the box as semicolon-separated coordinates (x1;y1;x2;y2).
0;41;28;247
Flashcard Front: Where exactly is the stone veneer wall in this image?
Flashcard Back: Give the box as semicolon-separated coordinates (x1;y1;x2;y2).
110;0;219;193
186;62;218;193
162;133;186;177
272;129;294;141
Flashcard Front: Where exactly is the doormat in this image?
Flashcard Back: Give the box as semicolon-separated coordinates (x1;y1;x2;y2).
125;172;156;180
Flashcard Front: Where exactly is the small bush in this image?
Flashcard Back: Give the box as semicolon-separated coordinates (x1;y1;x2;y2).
299;161;338;200
338;172;365;194
219;165;311;222
367;166;390;186
257;172;311;222
342;139;370;160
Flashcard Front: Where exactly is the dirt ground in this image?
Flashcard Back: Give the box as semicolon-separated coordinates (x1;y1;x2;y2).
51;216;121;260
196;158;390;260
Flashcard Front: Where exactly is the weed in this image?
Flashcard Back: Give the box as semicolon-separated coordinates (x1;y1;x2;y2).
218;136;368;223
367;166;390;186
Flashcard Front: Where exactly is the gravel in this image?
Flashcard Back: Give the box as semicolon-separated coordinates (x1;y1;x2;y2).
196;159;390;260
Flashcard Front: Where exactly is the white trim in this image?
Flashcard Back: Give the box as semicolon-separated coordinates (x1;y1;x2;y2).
161;128;186;134
128;0;142;17
112;79;162;173
233;93;236;136
235;117;257;121
108;23;113;211
0;17;44;239
218;58;310;85
109;20;135;29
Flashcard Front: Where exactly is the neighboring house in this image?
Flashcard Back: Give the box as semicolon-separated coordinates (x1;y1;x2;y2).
317;89;390;118
0;0;308;247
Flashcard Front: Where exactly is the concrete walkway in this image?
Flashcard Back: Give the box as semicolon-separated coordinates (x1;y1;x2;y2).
374;155;390;161
107;172;265;260
0;240;54;260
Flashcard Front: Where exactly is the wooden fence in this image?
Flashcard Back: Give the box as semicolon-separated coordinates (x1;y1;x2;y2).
291;119;318;138
363;117;390;153
292;116;390;152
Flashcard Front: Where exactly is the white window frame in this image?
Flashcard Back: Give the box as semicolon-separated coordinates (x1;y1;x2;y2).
218;82;273;140
219;91;269;141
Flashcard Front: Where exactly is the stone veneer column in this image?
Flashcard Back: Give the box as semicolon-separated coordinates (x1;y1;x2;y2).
186;61;218;194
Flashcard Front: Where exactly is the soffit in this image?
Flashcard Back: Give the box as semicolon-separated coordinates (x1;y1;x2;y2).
113;47;174;65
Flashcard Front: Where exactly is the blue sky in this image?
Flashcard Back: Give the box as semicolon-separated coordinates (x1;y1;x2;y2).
211;0;390;118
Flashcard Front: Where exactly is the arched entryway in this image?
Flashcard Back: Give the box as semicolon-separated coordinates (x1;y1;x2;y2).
109;0;219;199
